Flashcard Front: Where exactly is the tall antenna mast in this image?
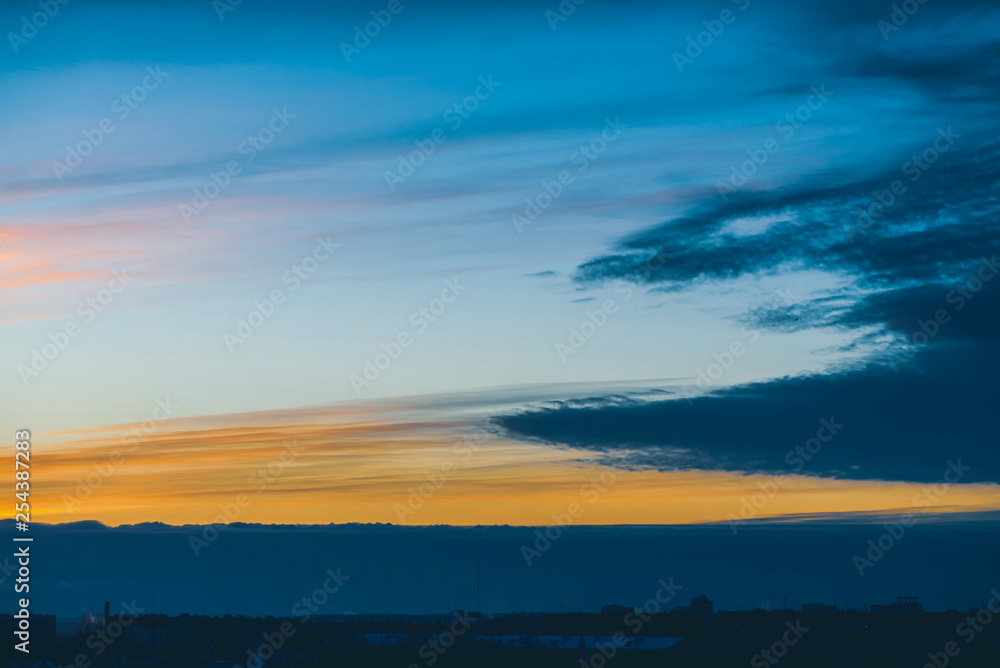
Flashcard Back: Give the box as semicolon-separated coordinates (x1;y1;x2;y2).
476;559;481;614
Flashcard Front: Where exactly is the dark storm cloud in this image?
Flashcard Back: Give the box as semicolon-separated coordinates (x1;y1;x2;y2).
494;324;1000;483
844;43;1000;101
498;133;1000;482
575;139;1000;293
497;14;1000;485
499;130;1000;482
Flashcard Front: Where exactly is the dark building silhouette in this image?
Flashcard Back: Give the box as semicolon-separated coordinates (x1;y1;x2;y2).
8;594;1000;668
872;595;923;613
672;594;714;615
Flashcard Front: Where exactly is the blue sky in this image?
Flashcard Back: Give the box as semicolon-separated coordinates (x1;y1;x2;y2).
2;0;1000;525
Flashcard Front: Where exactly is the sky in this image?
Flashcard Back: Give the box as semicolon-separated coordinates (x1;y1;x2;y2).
1;0;1000;529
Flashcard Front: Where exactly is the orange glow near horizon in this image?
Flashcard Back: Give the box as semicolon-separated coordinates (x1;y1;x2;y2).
19;405;1000;527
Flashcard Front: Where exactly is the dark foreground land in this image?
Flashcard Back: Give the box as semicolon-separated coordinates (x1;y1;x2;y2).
7;603;1000;668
